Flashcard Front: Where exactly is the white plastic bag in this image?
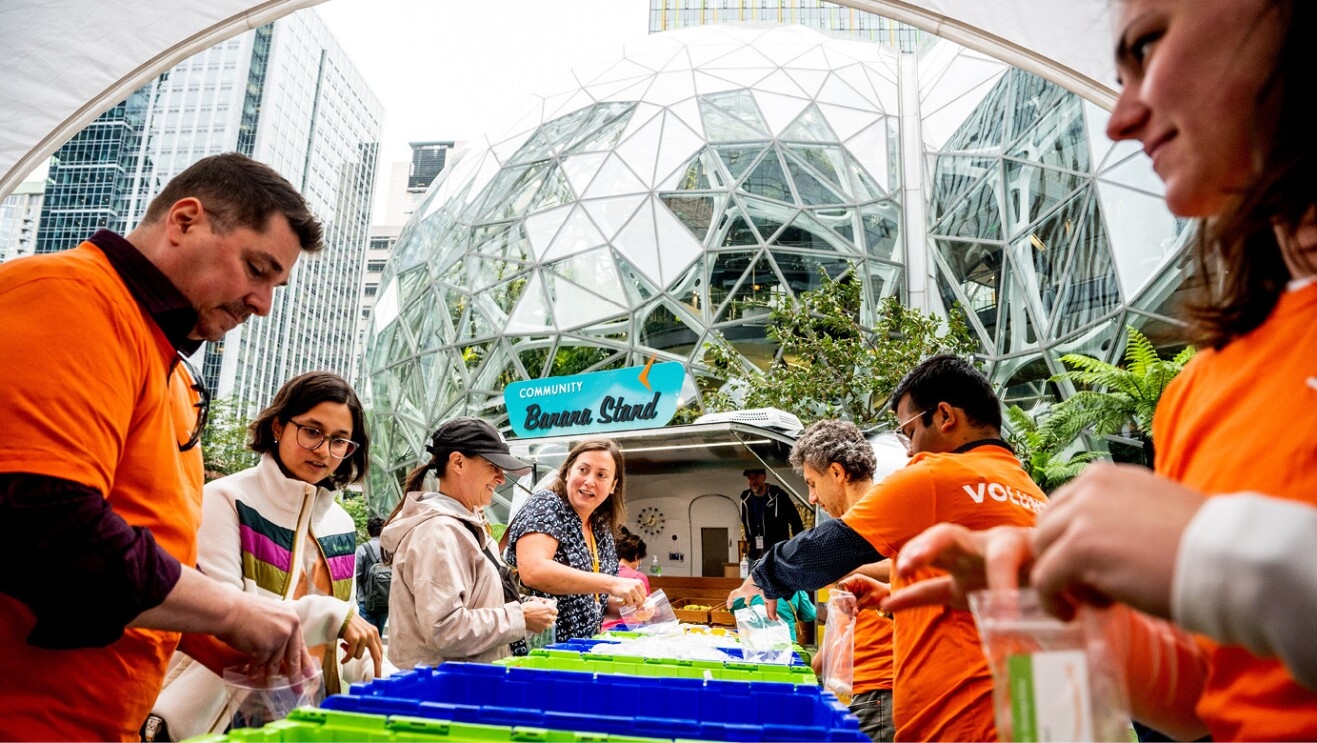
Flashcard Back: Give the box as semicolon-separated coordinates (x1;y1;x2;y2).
733;602;794;665
221;664;323;731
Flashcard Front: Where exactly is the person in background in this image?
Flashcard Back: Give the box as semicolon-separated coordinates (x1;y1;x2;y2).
0;152;317;741
601;527;650;631
150;371;384;740
791;419;896;743
739;467;804;560
505;439;646;642
884;2;1317;739
356;516;388;633
729;355;1046;741
382;418;557;668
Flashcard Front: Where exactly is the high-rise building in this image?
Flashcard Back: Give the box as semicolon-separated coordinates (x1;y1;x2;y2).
0;180;45;262
650;0;924;51
35;9;382;413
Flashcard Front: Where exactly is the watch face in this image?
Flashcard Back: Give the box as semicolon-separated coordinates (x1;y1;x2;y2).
637;506;665;535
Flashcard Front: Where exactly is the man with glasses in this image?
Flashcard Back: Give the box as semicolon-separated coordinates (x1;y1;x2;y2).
0;153;322;741
729;354;1046;742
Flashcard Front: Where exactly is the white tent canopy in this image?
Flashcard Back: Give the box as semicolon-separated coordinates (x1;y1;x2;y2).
0;0;1115;198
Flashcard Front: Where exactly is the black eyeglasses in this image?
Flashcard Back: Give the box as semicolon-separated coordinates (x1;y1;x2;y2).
178;355;210;453
287;420;359;459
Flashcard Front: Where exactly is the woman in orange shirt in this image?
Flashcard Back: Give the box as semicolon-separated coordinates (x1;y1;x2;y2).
883;2;1317;740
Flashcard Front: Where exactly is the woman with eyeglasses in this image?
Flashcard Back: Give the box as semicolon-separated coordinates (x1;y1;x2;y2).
150;372;383;740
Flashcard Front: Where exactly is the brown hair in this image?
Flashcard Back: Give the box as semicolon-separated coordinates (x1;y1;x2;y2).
1185;1;1316;349
248;371;369;488
549;438;627;535
141;152;323;252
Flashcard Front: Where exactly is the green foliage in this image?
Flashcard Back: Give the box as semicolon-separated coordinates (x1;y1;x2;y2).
1005;404;1102;492
338;491;370;546
1043;327;1196;444
199;396;258;482
701;273;977;429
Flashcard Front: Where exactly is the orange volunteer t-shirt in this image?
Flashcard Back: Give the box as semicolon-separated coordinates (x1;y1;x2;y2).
843;443;1046;742
853;608;894;694
1153;280;1317;741
0;243;204;741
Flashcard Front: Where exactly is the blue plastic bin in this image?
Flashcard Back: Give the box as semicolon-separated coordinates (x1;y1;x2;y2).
546;638;807;667
326;663;866;742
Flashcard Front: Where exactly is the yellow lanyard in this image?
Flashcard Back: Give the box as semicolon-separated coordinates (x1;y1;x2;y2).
585;525;601;606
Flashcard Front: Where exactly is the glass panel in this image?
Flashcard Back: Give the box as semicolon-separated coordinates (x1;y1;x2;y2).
653;195;708;284
780;103;840;143
1005;73;1076;153
786;157;844;206
859;199;902;263
540;271;627;330
507;273;556;332
1002;160;1085;238
753;90;812;137
842;120;888;198
526;164;574;215
741;149;793;203
934;239;1004;341
708;250;760;320
1096;180;1190;299
772;251;854;294
942;70;1012;154
712;199;761;248
581;194;646;242
995;355;1058;409
547;246;628;307
659;194;719;243
506;129;555;166
668;147;723;191
810;206;856;245
741;195;793;244
929;175;1003;241
1007;94;1089;174
613;109;664;185
771;210;855;254
1051;194;1122;338
566;103;637;154
929;155;996;223
1010;189;1090;320
639;301;702;352
581;153;647;199
713;252;778;326
784;144;850;199
612;200;662;284
542;205;606;263
715;144;768;181
560;152;608;196
524;204;573;262
997;253;1043;356
652;111;707;186
699;91;769;142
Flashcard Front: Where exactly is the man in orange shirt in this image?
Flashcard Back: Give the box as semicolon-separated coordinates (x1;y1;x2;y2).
791;420;896;743
730;355;1046;741
0;153;320;741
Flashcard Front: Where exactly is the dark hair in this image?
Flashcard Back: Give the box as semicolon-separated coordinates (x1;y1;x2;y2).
248;371;369;488
367;516;385;538
140;152;323;253
889;354;1001;430
1185;1;1315;349
549;439;627;535
616;526;648;562
789;419;876;483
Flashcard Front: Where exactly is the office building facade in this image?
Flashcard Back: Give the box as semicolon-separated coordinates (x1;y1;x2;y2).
35;9;382;412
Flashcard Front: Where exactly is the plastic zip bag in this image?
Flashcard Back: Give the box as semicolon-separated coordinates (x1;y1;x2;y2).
619;588;678;630
733;601;794;665
969;588;1130;742
820;588;856;703
221;664;323;731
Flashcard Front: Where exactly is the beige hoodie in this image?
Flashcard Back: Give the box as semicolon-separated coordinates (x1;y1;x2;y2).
380;490;527;669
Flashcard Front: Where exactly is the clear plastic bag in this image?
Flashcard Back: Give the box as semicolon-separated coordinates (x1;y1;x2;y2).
733;601;794;665
619;588;678;630
820;588;856;704
969;589;1130;742
221;664;323;731
523;596;558;651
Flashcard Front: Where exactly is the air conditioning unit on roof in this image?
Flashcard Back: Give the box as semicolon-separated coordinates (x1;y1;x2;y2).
694;407;804;435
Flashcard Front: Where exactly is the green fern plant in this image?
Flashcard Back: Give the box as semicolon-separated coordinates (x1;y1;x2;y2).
1041;326;1196;446
1005;405;1103;492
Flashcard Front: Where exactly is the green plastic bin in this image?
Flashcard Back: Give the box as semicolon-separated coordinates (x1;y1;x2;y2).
496;649;817;685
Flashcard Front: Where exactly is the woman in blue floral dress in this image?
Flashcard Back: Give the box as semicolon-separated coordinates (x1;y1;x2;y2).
505;439;647;641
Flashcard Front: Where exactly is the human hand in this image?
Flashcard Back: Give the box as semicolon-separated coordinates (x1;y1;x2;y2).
338;611;383;678
727;576;776;619
836;574;890;612
1031;463;1206;621
521;598;558;633
609;576;646;607
216;592;314;679
883;524;1035;613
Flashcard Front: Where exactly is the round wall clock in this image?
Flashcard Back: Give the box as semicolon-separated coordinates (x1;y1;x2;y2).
637;506;665;536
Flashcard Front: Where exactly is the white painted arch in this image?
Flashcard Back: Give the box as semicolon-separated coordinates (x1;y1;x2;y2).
0;0;1116;198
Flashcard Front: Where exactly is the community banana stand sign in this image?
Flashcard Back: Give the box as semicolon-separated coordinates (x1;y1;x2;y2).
503;359;685;438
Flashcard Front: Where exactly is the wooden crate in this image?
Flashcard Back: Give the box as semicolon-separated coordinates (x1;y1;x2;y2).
709;605;737;627
671;598;713;624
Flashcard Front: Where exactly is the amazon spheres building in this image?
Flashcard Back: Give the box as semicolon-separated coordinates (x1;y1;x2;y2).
359;24;1191;512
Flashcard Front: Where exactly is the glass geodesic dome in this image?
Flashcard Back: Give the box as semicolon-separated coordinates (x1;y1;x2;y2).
360;24;1189;514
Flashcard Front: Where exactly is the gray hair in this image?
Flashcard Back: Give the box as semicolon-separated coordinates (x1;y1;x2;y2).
789;419;876;483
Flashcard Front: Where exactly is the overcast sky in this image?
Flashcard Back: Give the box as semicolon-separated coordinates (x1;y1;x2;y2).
318;0;651;219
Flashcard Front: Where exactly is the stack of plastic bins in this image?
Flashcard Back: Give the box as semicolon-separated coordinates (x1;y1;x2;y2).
547;638;809;667
325;663;868;742
496;648;818;685
185;707;670;742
